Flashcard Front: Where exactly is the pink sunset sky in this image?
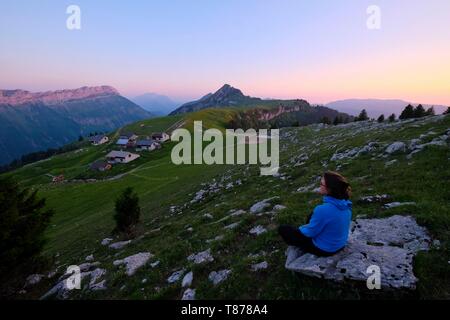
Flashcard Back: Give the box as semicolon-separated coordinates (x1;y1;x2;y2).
0;0;449;105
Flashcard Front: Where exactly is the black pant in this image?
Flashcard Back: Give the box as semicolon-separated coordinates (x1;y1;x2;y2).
278;225;336;257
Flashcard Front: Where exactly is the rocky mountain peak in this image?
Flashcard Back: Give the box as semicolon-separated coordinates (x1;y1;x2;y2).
0;86;120;106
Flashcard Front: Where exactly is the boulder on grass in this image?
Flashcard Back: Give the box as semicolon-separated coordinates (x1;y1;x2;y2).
285;215;431;290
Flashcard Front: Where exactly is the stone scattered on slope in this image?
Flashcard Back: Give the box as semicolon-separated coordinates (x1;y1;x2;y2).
85;254;94;261
248;251;267;259
331;142;379;161
109;240;131;250
90;280;107;291
25;274;44;287
206;235;224;243
182;271;193;288
250;197;279;214
224;222;240;230
385;142;406;154
203;213;214;219
208;270;232;285
296;183;317;193
41;267;106;299
113;252;153;276
78;262;100;272
187;249;214;264
383;202;416;209
249;225;267;236
150;261;160;268
358;194;392;204
89;268;107;290
385;159;398;167
101;238;113;246
273;205;287;211
285;215;431;289
251;261;268;271
182;288;196;300
167;269;186;284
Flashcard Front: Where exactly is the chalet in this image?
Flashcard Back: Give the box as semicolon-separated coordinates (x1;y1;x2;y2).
152;132;170;142
135;139;160;151
89;134;109;146
90;160;112;172
116;132;138;147
106;150;140;164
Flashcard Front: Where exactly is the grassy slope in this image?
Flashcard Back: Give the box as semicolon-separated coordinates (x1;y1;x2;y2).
4;112;450;300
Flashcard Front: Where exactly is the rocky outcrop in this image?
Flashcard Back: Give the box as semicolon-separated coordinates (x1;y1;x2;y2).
285;215;432;289
113;252;153;276
0;86;119;106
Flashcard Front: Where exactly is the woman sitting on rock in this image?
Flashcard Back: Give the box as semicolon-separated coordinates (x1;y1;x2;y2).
278;171;352;256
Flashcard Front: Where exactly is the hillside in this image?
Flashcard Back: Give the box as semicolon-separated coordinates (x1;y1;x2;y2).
5;112;450;300
0;86;152;166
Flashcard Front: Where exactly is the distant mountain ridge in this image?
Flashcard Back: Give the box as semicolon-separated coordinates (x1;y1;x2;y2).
326;99;448;118
169;84;262;115
0;86;119;105
131;93;180;116
0;86;151;165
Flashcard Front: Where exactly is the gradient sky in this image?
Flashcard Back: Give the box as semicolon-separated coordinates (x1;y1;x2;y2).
1;0;449;104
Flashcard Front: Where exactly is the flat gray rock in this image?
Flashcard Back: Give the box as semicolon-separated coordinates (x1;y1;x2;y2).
285;215;431;289
249;225;267;236
113;252;153;276
250;197;279;214
167;269;185;284
182;288;196;300
182;271;193;288
208;269;232;285
187;248;214;264
385;142;406;154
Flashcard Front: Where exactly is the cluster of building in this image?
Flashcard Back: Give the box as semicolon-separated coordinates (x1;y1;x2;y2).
88;131;170;172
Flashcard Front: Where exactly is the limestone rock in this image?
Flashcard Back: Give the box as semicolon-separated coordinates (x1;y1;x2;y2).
101;238;113;246
182;288;196;300
273;205;287;211
285;215;431;289
167;269;185;284
208;269;232;285
187;249;214;264
249;225;267;236
250;197;279;214
25;274;44;287
182;271;193;287
224;222;240;230
383;202;416;209
358;194;392;204
385;142;406;154
109;240;131;250
113;252;153;276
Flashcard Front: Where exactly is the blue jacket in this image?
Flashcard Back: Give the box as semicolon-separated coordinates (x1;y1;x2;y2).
299;196;352;253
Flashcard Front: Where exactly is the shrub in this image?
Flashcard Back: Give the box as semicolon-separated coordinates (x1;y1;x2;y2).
0;177;54;282
113;187;141;235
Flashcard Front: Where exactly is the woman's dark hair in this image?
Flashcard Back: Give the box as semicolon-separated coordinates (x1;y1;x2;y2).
323;171;351;200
